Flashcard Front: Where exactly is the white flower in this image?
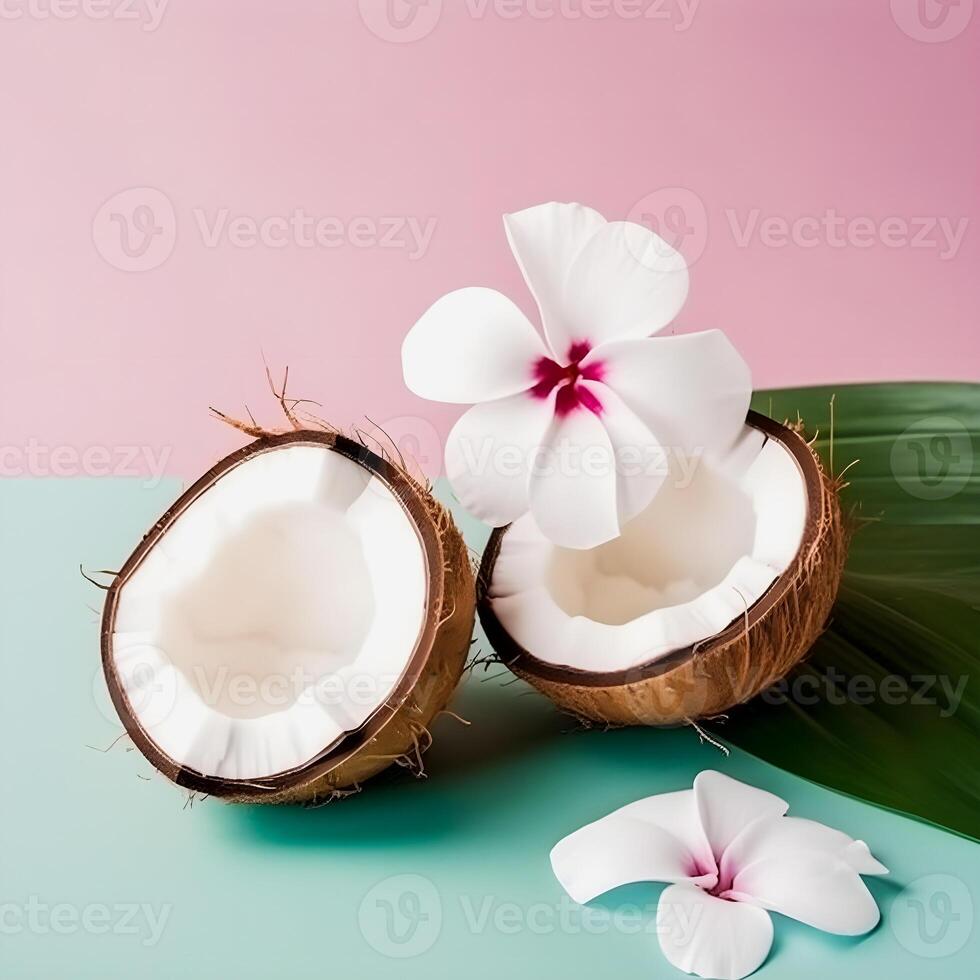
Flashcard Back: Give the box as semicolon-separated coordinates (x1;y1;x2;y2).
551;770;887;980
402;201;751;549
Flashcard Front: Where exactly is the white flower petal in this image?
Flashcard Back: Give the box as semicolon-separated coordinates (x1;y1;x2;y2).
503;202;607;358
729;850;881;936
615;789;717;878
444;391;556;526
584;331;751;459
579;380;667;526
402;286;548;403
721;815;889;888
694;771;788;859
528;406;620;549
657;882;773;980
559;220;689;348
843;840;889;876
551;800;714;906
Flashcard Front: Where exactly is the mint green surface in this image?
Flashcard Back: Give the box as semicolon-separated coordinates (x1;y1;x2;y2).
1;478;978;979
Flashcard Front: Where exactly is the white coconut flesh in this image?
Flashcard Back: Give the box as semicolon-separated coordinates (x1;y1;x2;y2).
110;445;428;781
487;427;808;673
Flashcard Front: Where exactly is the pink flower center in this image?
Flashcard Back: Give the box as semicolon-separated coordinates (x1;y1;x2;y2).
530;340;606;417
690;857;737;901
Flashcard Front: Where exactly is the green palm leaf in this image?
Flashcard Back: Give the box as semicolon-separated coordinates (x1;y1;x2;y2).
716;383;980;840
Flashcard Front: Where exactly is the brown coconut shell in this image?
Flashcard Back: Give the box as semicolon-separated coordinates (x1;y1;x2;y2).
477;411;847;727
101;429;475;804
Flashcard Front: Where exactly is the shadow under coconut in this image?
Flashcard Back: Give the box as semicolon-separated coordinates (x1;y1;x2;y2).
223;672;570;848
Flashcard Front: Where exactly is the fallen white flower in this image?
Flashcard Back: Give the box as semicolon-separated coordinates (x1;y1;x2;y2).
551;770;887;979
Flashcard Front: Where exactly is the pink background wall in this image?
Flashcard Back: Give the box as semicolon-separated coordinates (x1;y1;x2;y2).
1;0;977;480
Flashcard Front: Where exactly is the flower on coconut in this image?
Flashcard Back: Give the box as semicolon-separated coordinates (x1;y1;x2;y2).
551;771;888;980
402;201;752;549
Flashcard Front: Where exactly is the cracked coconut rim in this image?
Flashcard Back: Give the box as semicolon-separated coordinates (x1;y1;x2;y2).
101;430;472;800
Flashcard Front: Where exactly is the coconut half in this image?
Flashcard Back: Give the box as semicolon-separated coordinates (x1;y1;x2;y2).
477;411;846;726
101;430;474;803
